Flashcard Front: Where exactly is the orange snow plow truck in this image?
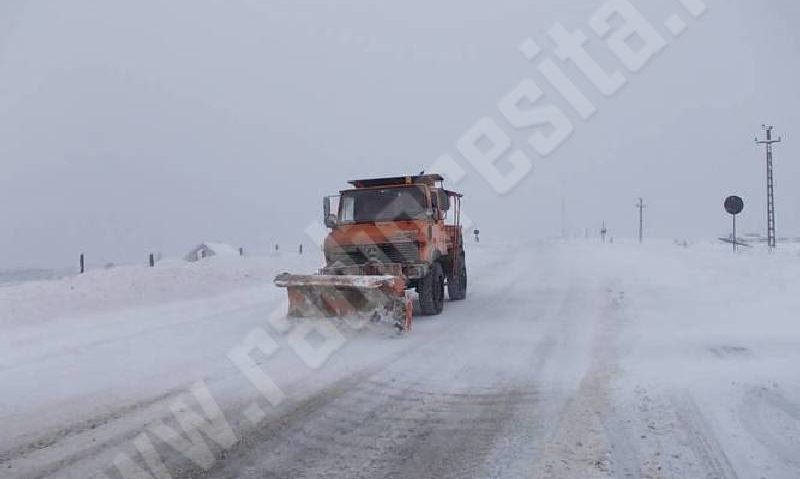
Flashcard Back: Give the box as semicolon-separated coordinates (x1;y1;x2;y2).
275;174;467;333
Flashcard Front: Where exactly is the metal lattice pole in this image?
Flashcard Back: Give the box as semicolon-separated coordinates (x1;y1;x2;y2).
756;125;782;250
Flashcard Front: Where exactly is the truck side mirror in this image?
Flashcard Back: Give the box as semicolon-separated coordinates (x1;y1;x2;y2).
439;191;450;211
323;197;338;228
325;214;338;228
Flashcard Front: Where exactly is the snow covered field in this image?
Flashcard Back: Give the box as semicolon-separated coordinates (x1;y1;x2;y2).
0;269;71;288
1;240;799;478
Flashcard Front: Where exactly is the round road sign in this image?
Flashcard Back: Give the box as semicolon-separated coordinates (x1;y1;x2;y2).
724;196;744;215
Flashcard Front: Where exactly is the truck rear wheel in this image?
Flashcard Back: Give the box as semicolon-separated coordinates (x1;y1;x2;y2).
448;262;467;300
418;262;445;316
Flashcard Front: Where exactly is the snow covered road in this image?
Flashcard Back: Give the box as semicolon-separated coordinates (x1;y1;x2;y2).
2;241;799;478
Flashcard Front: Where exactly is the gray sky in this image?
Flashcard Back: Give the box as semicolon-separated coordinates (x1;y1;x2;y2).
1;0;798;268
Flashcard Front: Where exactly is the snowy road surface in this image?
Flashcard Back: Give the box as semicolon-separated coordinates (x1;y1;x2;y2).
1;241;799;478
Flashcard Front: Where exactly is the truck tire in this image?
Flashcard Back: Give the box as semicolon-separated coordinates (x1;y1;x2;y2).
448;262;467;300
418;262;445;316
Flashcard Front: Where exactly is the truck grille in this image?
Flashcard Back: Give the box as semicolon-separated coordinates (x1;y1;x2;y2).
328;242;420;266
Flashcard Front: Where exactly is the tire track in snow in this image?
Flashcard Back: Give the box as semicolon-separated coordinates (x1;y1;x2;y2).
670;393;740;479
740;386;800;467
192;340;531;477
17;325;451;479
0;385;187;468
526;282;622;479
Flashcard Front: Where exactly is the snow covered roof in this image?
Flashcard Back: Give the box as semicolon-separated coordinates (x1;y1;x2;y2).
200;242;240;256
184;242;240;262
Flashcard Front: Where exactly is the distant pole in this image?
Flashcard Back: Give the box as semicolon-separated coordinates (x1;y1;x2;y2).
732;214;737;253
636;198;647;243
149;254;155;268
755;125;782;250
600;221;607;243
299;243;303;255
80;254;85;274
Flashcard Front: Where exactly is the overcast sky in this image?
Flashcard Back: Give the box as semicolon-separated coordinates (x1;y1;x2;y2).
1;0;798;268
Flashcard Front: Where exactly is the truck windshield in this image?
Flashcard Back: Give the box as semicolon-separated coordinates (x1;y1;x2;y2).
339;187;428;223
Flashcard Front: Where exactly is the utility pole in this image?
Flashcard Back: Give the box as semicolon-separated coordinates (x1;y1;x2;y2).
755;125;782;250
636;198;646;243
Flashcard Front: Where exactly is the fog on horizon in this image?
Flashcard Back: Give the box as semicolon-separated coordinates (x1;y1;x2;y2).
1;0;798;269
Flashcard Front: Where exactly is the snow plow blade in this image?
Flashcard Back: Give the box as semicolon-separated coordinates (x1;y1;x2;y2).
274;273;412;333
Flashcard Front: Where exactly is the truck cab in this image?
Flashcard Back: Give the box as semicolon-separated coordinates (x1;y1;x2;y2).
322;174;467;314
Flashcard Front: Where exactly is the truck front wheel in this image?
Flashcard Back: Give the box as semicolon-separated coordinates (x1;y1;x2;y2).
418;262;445;316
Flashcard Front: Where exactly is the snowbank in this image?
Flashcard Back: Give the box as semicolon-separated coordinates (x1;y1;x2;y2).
0;253;321;328
0;251;323;463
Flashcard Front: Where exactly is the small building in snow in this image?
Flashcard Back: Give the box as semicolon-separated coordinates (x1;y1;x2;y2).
184;242;240;262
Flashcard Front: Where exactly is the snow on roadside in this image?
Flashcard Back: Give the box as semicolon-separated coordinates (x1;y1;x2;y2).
0;253;322;328
594;240;800;389
0;252;323;455
579;239;800;478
